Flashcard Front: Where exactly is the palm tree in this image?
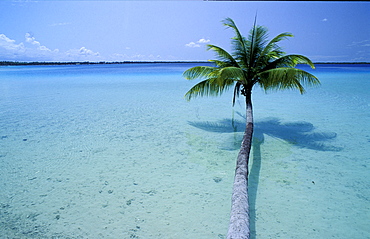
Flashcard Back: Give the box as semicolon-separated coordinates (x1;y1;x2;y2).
183;17;320;239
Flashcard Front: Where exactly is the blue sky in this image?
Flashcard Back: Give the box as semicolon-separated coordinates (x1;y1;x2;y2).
0;0;369;62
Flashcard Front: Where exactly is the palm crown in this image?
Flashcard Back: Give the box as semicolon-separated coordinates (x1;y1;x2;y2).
183;17;320;105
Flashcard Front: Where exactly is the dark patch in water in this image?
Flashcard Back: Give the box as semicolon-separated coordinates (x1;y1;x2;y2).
189;116;342;152
213;177;222;183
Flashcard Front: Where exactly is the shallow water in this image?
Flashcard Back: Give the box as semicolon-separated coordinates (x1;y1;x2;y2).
0;63;369;238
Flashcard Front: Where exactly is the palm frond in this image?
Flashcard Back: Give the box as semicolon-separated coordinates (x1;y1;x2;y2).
209;60;234;68
184;77;235;101
233;82;242;106
183;66;217;80
260;32;293;58
223;18;246;50
207;44;238;66
256;32;292;68
268;54;316;69
243;25;269;72
213;66;245;82
250;26;269;51
223;18;249;65
258;67;320;94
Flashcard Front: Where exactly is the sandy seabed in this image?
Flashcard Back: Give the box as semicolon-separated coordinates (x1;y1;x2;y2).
0;64;369;238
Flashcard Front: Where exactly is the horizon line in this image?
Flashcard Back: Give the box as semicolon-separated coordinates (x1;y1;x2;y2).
1;60;369;66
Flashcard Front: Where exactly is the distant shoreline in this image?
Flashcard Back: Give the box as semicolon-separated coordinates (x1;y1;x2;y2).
0;61;369;66
0;61;209;66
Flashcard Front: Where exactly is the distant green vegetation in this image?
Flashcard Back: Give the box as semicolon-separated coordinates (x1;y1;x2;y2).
0;61;109;66
0;61;368;66
0;61;208;66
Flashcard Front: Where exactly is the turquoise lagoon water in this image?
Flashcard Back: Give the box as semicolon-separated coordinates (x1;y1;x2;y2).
0;63;369;238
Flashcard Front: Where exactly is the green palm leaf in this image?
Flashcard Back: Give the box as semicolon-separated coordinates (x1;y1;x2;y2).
260;32;293;58
207;44;239;67
185;67;242;101
245;24;269;73
214;66;245;81
233;81;242;106
269;54;316;69
258;67;320;94
184;77;235;101
223;18;249;65
209;60;233;68
256;32;292;67
183;66;217;80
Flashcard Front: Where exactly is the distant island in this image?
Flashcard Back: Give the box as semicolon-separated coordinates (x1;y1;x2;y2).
0;61;210;66
0;61;369;66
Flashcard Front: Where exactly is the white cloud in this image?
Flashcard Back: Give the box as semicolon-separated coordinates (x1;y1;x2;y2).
24;33;55;53
0;34;16;45
0;33;102;61
0;34;25;51
308;54;351;62
131;54;146;59
0;34;27;60
348;40;370;47
322;18;328;22
0;33;176;62
49;22;71;27
39;45;55;52
197;38;210;44
109;53;127;60
186;38;210;48
347;40;370;61
79;47;100;56
108;53;179;62
66;47;100;61
185;42;201;48
25;32;39;45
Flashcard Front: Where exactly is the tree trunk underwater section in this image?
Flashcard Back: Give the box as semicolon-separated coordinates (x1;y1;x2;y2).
227;92;254;239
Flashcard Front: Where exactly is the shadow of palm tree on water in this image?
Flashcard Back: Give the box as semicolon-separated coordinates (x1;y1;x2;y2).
188;115;341;239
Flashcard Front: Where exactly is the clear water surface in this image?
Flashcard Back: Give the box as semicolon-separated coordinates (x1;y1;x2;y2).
0;63;369;238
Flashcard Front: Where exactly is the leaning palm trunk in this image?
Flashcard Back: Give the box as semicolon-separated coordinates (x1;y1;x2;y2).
183;17;319;239
227;92;253;239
